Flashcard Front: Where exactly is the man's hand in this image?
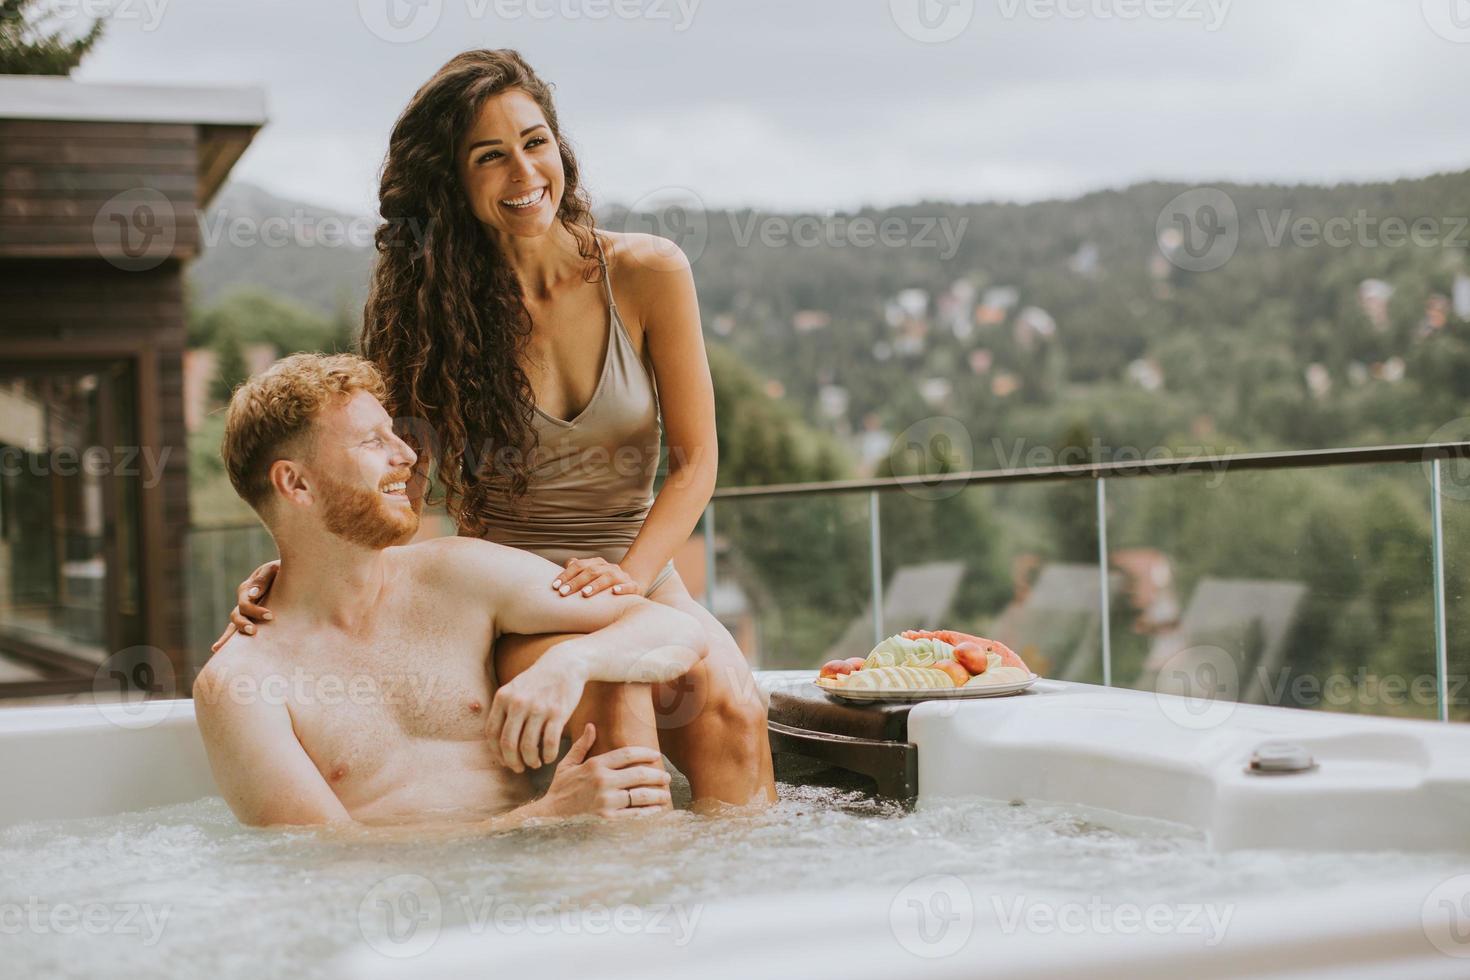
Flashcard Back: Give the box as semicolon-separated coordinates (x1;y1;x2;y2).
486;649;590;772
528;724;672;817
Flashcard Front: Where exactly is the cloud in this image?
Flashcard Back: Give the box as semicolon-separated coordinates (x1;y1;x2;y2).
73;0;1470;214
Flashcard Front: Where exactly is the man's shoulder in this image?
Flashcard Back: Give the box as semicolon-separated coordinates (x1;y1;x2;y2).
398;536;539;587
193;632;287;707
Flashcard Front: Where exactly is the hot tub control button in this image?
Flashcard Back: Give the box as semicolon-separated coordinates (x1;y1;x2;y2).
1246;741;1318;775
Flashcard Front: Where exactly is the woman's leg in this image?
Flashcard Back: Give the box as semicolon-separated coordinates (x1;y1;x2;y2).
644;572;777;807
493;631;663;762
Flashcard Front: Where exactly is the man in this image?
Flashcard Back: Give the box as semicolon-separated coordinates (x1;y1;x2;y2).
194;352;708;828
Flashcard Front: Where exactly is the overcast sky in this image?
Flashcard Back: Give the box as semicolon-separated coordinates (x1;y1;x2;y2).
74;0;1470;217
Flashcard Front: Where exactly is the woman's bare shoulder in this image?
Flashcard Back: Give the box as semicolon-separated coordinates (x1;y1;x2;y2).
596;229;693;283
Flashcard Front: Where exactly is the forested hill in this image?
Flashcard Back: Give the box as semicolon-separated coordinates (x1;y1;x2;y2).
191;169;1470;472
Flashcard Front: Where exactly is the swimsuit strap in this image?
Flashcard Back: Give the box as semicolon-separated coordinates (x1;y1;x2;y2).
593;233;619;314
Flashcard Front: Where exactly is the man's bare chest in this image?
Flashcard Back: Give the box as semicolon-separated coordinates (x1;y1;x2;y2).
284;614;497;786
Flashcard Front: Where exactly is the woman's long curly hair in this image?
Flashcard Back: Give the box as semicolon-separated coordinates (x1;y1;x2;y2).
361;49;599;535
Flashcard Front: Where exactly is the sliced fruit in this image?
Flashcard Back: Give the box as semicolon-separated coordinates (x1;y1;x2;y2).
819;659;855;680
932;660;970;687
952;642;989;675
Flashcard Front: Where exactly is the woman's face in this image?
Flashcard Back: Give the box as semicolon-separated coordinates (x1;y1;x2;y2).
457;88;564;239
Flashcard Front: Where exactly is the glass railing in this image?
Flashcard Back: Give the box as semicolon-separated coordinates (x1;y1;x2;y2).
706;442;1470;722
103;440;1469;724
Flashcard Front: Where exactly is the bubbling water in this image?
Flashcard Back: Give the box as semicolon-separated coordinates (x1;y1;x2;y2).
0;773;1456;979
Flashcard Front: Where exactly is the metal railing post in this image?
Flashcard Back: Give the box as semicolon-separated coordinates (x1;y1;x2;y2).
702;503;717;614
1432;459;1449;722
1097;477;1113;688
869;490;884;644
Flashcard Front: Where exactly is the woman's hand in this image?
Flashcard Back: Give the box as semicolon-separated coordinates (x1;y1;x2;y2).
485;650;590;772
210;560;280;652
551;557;643;598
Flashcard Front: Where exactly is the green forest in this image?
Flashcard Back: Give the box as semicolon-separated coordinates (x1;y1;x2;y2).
187;171;1470;718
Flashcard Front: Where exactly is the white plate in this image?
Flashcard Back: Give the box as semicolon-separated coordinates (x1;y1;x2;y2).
814;673;1039;702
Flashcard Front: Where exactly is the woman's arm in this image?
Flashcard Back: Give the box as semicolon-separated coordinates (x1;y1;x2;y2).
616;235;719;590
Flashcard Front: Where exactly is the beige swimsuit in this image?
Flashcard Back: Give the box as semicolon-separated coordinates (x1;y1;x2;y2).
477;233;677;598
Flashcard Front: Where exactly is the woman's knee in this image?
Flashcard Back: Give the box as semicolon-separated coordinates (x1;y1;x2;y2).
689;640;768;736
576;680;659;734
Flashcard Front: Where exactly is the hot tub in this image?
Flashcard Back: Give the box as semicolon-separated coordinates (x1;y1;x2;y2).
2;675;1467;978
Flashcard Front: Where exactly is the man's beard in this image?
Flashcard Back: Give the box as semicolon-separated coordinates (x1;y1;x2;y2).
317;473;419;550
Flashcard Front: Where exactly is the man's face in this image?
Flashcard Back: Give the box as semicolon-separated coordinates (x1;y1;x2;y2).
302;391;420;549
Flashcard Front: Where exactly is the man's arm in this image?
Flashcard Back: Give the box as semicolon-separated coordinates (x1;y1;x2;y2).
433;537;708;680
428;538;709;771
193;657;353;828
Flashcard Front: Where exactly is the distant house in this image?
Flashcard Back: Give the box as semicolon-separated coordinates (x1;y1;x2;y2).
1358;278;1394;331
0;76;265;697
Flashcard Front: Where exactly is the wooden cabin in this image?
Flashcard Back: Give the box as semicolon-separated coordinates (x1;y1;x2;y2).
0;75;265;697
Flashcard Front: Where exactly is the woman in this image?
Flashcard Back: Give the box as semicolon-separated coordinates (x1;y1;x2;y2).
214;49;774;807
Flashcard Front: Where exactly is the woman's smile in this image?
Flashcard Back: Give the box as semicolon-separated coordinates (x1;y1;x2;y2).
501;186;548;213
